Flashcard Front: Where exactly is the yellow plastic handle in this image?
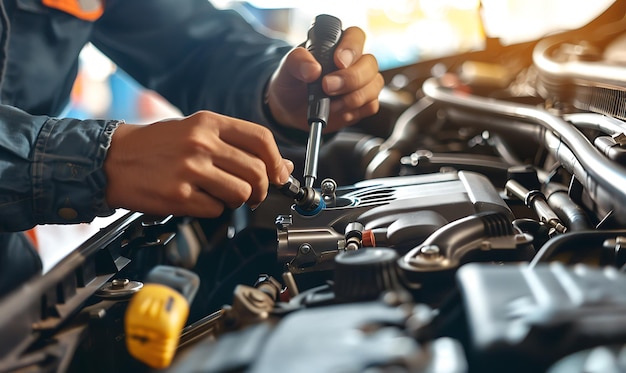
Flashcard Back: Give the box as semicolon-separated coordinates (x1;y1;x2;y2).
125;283;189;369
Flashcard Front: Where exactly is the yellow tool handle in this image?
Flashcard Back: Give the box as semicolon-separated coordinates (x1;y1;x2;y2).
125;283;189;369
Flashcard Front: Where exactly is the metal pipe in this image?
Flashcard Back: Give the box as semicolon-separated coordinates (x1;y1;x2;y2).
505;179;566;233
422;78;626;220
563;113;626;136
543;184;593;232
533;38;626;88
304;121;323;188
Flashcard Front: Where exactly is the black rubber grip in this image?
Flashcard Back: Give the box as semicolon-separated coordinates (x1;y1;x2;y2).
306;14;342;126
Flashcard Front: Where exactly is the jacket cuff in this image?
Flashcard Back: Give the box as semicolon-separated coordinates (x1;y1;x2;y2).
32;118;122;224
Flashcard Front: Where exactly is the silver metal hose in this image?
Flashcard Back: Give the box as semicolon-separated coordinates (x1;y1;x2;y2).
422;78;626;220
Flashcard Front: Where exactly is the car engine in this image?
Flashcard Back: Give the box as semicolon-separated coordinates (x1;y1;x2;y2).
2;2;626;373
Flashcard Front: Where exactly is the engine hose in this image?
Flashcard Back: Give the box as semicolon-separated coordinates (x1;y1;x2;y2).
446;107;545;167
365;97;437;178
445;107;544;143
530;229;626;267
399;212;514;273
544;183;593;232
563;113;626;137
423;78;626;222
533;37;626;90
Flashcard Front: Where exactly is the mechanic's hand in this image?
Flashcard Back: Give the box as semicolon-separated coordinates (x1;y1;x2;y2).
104;111;294;217
266;26;384;133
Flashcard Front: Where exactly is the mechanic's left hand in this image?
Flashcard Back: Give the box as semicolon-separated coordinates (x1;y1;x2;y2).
266;26;384;133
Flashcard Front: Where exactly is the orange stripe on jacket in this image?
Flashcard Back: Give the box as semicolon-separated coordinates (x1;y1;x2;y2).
25;228;38;251
42;0;104;21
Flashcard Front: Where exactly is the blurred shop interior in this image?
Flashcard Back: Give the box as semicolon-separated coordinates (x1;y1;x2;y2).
68;0;613;125
38;0;614;271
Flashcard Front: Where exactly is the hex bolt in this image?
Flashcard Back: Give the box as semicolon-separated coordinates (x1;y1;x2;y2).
515;234;528;243
299;243;312;255
407;150;433;166
420;245;440;258
96;279;143;300
111;278;129;289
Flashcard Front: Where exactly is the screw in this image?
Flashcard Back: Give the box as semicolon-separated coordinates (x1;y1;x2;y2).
275;215;293;230
321;178;337;195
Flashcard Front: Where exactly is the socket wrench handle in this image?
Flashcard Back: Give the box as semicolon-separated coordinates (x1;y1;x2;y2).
306;14;342;126
304;14;342;188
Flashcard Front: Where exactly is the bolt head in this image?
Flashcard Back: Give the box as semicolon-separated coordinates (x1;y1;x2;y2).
420;245;440;258
299;244;312;254
111;278;129;289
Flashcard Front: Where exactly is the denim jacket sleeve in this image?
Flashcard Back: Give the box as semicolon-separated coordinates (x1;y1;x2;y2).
0;0;300;232
91;0;293;127
0;105;119;231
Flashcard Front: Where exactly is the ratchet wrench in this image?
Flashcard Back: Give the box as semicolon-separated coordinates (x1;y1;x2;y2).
303;14;343;188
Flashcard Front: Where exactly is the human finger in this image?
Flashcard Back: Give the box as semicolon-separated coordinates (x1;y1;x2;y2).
122;179;226;218
326;99;381;132
208;144;269;206
329;70;384;113
334;26;366;69
212;113;291;185
164;187;226;218
275;46;322;85
199;165;260;208
201;147;295;208
323;53;380;96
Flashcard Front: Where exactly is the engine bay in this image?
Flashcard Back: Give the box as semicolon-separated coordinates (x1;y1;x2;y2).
3;2;626;373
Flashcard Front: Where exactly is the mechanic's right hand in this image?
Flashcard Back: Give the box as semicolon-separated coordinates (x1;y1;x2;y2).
104;111;294;217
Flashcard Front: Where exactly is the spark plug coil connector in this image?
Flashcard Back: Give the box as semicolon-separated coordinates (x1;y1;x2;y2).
278;175;325;216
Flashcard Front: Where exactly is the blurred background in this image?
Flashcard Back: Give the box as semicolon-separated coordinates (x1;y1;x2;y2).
38;0;615;271
67;0;614;125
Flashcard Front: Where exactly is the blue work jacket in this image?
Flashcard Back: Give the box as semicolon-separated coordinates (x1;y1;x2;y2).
0;0;292;231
